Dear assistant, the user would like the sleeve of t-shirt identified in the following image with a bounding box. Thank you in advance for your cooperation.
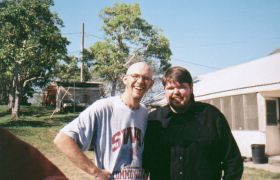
[60,102,100,151]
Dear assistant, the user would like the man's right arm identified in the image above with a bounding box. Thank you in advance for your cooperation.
[53,132,111,179]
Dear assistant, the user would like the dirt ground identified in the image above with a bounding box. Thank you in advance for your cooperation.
[44,149,280,180]
[45,150,93,180]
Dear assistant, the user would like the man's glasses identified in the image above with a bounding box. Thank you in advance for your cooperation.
[127,74,153,82]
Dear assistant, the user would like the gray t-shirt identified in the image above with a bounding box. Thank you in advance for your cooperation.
[61,96,148,179]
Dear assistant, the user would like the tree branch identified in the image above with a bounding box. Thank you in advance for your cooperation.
[124,46,146,67]
[23,73,44,87]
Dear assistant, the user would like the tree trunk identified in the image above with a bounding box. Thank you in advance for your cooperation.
[55,86,62,112]
[12,90,20,120]
[11,72,20,120]
[111,81,117,96]
[8,94,13,111]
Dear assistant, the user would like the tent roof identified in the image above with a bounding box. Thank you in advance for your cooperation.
[55,81,102,88]
[194,53,280,99]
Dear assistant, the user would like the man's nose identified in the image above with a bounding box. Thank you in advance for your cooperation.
[173,88,180,94]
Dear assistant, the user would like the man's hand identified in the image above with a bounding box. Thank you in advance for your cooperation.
[93,169,111,180]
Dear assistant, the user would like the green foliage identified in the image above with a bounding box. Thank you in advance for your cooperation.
[88,3,172,95]
[53,55,93,82]
[0,72,10,104]
[0,0,68,82]
[53,56,80,82]
[89,41,126,81]
[0,0,69,117]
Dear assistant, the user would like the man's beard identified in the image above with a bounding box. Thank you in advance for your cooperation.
[169,94,193,113]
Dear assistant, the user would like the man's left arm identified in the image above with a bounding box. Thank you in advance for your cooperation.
[217,112,244,180]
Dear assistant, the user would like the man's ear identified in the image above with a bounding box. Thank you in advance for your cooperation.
[122,75,128,85]
[189,83,193,93]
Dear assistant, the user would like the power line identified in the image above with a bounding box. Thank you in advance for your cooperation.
[63,31,280,46]
[175,36,280,49]
[172,57,220,70]
[62,32,80,35]
[62,32,104,40]
[68,50,80,54]
[84,32,104,40]
[62,32,221,69]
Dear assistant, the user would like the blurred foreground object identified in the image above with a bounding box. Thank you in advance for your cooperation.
[0,128,67,180]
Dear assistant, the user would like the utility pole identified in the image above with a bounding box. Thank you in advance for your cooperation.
[80,23,85,82]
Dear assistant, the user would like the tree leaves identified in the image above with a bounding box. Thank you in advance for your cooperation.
[0,0,69,115]
[88,3,172,95]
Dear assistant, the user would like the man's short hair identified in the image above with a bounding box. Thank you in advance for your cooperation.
[162,66,193,86]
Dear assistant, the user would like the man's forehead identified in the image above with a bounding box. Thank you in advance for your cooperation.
[165,81,190,87]
[126,62,152,75]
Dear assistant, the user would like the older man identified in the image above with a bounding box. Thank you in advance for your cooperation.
[54,62,154,180]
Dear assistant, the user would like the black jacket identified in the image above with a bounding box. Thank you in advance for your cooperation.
[143,102,243,180]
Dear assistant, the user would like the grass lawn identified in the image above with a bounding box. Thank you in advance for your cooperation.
[1,105,280,179]
[243,167,280,180]
[0,105,92,179]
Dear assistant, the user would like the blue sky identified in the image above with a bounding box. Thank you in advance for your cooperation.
[52,0,280,76]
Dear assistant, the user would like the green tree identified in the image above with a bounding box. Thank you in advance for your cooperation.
[53,55,92,82]
[88,3,172,96]
[0,0,69,119]
[0,71,10,105]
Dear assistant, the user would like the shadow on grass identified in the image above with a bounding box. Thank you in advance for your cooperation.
[0,105,79,128]
[0,114,79,128]
[0,120,52,128]
[50,114,78,123]
[20,106,54,116]
[6,127,36,137]
[0,110,10,117]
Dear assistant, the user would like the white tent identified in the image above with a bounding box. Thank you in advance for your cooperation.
[194,53,280,157]
[194,53,280,100]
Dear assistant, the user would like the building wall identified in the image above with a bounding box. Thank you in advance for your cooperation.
[259,93,280,155]
[42,85,57,106]
[200,93,262,157]
[66,87,101,105]
[257,93,266,132]
[232,130,265,157]
[266,126,280,155]
[201,93,259,130]
[232,95,244,130]
[244,94,259,130]
[201,92,280,157]
[55,86,101,111]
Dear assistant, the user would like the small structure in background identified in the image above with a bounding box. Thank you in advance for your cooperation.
[42,81,103,112]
